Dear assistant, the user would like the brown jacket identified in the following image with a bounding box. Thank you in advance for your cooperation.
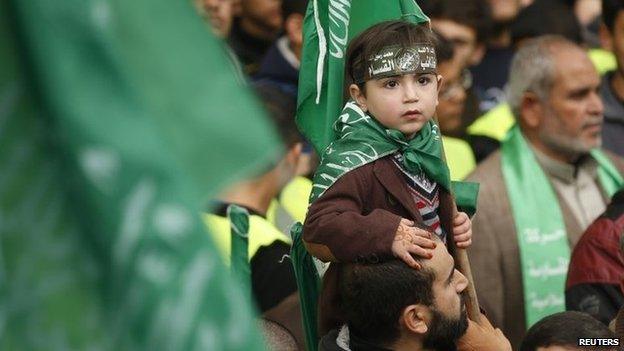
[303,155,456,334]
[466,149,624,350]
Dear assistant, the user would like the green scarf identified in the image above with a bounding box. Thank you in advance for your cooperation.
[310,101,478,215]
[501,125,624,327]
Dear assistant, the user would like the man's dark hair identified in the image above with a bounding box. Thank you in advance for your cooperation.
[420,0,493,43]
[603,0,624,32]
[282,0,308,20]
[520,311,617,351]
[339,258,434,347]
[344,20,437,98]
[433,30,454,64]
[252,81,301,147]
[510,1,582,46]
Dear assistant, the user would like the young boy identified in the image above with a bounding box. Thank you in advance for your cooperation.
[302,20,473,333]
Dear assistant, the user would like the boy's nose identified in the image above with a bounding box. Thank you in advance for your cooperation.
[403,84,419,102]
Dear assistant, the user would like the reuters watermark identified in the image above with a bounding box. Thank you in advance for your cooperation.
[577,338,620,347]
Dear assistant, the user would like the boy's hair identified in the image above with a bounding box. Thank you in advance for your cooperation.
[603,0,624,32]
[252,81,302,147]
[520,311,616,351]
[420,0,493,43]
[339,258,434,346]
[344,20,438,98]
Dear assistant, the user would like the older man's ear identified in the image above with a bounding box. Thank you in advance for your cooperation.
[519,91,544,130]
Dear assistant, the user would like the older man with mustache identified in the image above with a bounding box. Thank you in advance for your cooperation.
[465,35,624,349]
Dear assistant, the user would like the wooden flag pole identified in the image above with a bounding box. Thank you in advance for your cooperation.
[447,224,481,323]
[434,116,482,323]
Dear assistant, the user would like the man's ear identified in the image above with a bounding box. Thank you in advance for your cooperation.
[436,74,443,93]
[519,92,544,129]
[349,83,367,111]
[600,23,614,51]
[401,304,430,336]
[286,142,303,169]
[435,75,443,107]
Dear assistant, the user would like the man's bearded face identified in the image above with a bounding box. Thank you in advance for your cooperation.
[423,295,469,351]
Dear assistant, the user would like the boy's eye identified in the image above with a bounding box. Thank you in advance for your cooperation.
[383,80,399,88]
[418,76,432,85]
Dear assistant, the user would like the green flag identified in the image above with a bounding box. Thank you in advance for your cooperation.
[1,0,280,349]
[297,0,429,155]
[290,223,321,351]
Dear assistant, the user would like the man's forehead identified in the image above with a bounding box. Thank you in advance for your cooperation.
[551,49,599,88]
[422,239,454,277]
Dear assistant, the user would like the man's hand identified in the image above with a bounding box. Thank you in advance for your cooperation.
[457,313,512,351]
[453,211,472,248]
[391,218,436,269]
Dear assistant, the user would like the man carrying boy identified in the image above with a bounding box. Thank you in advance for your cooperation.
[321,236,511,351]
[302,20,474,334]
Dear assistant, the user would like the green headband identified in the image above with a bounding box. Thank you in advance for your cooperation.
[353,44,437,84]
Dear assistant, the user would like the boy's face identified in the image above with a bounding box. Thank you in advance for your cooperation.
[350,73,441,139]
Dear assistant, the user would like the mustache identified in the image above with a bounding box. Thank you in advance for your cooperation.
[582,117,603,128]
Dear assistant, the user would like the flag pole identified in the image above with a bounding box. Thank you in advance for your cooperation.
[434,115,481,323]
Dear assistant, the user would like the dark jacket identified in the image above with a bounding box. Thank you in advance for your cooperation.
[303,156,456,334]
[600,72,624,158]
[254,37,299,97]
[566,189,624,325]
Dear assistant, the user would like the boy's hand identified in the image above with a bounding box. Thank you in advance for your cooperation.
[391,218,436,269]
[453,212,472,248]
[456,313,512,351]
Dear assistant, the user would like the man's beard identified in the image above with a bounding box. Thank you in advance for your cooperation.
[539,128,600,161]
[422,298,468,351]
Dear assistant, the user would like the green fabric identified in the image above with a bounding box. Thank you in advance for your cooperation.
[297,0,429,156]
[310,101,450,201]
[227,205,251,297]
[1,0,280,349]
[310,101,479,216]
[290,223,321,351]
[501,125,624,327]
[452,181,480,217]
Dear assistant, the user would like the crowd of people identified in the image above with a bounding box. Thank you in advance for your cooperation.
[194,0,624,350]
